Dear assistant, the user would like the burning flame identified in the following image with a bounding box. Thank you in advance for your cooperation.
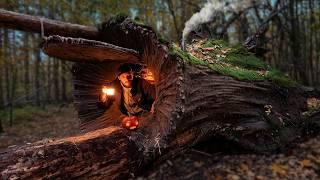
[102,87,115,96]
[141,68,155,84]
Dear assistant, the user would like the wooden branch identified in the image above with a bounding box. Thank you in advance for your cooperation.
[0,9,99,40]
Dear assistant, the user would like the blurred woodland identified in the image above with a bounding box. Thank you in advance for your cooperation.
[0,0,319,133]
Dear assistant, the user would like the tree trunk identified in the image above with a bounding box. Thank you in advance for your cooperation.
[46,58,52,103]
[60,61,67,102]
[34,35,41,106]
[0,11,319,179]
[0,29,4,108]
[8,31,17,127]
[23,33,30,102]
[53,59,60,103]
[4,29,10,104]
[0,30,4,133]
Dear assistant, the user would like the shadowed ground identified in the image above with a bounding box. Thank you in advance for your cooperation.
[0,105,80,150]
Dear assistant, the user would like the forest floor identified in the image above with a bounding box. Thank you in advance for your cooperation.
[143,136,320,180]
[0,105,319,179]
[0,105,80,149]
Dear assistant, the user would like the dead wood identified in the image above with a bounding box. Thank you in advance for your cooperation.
[0,9,99,40]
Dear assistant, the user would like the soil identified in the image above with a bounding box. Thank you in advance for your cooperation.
[0,106,80,150]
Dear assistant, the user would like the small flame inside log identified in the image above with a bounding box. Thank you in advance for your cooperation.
[140,68,155,84]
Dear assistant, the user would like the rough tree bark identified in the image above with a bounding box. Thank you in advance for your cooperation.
[0,10,319,179]
[0,9,99,40]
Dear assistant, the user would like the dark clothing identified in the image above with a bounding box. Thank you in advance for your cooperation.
[101,77,156,116]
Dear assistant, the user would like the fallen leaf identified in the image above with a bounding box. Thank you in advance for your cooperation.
[270,163,288,176]
[300,159,312,168]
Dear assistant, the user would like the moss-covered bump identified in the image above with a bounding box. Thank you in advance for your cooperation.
[107,13,129,25]
[169,40,296,87]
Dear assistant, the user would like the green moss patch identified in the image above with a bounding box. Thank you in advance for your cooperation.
[107,13,128,25]
[169,39,296,87]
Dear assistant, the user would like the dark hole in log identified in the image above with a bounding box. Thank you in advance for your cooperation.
[72,61,157,132]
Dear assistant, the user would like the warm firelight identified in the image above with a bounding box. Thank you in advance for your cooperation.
[102,87,115,96]
[141,68,155,84]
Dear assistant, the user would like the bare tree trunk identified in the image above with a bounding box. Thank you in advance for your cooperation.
[4,30,10,104]
[60,61,67,102]
[46,58,52,103]
[34,36,41,106]
[23,33,30,101]
[9,31,17,126]
[0,67,3,108]
[0,30,4,108]
[166,0,181,41]
[53,59,60,103]
[0,30,4,133]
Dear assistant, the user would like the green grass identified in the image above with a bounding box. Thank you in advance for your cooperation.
[169,40,296,87]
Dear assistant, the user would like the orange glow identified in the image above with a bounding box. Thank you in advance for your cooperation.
[141,68,155,84]
[102,87,115,96]
[122,116,139,130]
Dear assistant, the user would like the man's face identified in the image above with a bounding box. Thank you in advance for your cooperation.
[118,72,133,88]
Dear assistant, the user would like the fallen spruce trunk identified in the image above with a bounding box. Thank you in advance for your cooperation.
[0,10,320,179]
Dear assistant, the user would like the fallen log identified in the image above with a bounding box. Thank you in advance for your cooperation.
[0,9,99,40]
[0,11,319,179]
[0,127,142,179]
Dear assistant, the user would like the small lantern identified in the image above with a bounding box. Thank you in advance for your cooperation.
[122,116,139,130]
[102,87,115,96]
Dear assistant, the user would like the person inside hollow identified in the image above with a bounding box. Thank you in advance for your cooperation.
[99,63,156,129]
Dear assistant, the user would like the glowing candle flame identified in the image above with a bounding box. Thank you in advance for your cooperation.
[102,88,115,96]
